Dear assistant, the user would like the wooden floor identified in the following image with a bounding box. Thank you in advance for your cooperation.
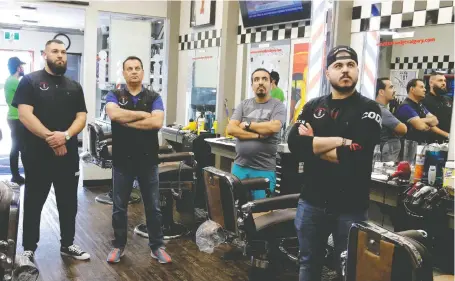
[3,178,262,281]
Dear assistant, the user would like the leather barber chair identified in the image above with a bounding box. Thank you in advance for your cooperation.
[134,152,197,240]
[87,122,198,240]
[86,122,173,204]
[342,221,454,281]
[202,167,298,281]
[0,182,39,281]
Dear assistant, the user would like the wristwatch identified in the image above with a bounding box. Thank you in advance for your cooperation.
[245,121,251,131]
[65,131,71,141]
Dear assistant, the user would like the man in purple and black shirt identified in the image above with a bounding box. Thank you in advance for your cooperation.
[395,79,445,144]
[104,56,171,264]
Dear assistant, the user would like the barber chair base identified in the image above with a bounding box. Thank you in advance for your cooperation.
[134,223,189,240]
[95,188,141,205]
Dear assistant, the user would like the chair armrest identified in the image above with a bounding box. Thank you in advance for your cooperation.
[158,152,194,163]
[241,193,300,214]
[240,178,270,191]
[158,145,174,154]
[104,132,112,139]
[99,139,112,147]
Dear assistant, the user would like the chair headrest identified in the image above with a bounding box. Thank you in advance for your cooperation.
[88,122,105,140]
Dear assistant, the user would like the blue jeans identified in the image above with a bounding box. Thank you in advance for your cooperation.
[295,199,367,281]
[231,164,276,200]
[112,165,163,250]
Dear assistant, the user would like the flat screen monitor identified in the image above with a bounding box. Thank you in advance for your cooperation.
[239,1,311,28]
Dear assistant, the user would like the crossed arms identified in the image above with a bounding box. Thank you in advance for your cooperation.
[287,102,381,165]
[105,102,164,130]
[226,119,282,140]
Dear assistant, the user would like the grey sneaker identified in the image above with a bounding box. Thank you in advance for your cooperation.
[151,247,172,264]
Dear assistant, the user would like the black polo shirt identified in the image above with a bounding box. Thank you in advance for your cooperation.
[422,93,453,134]
[12,70,87,171]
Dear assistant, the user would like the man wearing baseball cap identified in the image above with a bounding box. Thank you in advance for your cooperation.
[288,45,382,281]
[4,57,26,184]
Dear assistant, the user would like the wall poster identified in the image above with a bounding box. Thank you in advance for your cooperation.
[290,42,309,122]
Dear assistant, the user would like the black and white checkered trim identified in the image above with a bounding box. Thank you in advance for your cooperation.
[237,20,311,45]
[179,29,222,51]
[390,55,455,69]
[352,0,455,32]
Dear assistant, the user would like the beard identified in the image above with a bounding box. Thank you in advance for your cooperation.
[330,75,358,94]
[19,71,24,77]
[256,92,266,98]
[433,85,447,95]
[47,58,67,75]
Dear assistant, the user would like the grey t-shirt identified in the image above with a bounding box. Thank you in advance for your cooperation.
[231,97,287,171]
[378,103,401,143]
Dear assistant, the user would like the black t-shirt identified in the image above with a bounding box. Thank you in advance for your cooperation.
[12,70,87,170]
[287,92,382,212]
[422,93,452,136]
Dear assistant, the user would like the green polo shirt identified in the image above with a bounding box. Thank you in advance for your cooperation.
[271,87,285,102]
[4,76,19,120]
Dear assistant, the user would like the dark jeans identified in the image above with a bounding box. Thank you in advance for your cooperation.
[112,165,163,250]
[22,160,79,251]
[295,199,367,281]
[7,119,24,178]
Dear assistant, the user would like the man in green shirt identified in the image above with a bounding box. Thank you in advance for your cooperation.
[270,71,285,102]
[4,57,26,184]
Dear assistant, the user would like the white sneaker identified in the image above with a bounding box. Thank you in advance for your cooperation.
[60,244,90,260]
[21,250,35,261]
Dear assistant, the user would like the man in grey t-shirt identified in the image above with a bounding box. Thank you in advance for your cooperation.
[375,78,407,161]
[227,68,286,199]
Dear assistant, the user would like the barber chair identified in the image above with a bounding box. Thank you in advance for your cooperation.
[87,122,173,204]
[0,182,39,281]
[202,166,299,281]
[134,152,197,240]
[340,221,451,281]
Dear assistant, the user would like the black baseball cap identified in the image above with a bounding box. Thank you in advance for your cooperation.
[326,45,358,68]
[8,57,25,69]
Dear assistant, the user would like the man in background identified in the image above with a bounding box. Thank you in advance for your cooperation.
[422,72,452,143]
[375,78,407,161]
[270,70,285,102]
[395,79,447,144]
[227,68,286,199]
[4,57,26,184]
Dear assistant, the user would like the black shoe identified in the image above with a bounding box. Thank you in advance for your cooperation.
[11,175,25,185]
[134,224,149,238]
[61,244,90,260]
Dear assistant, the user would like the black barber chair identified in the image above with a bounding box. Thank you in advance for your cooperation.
[0,182,39,281]
[202,167,299,281]
[86,122,174,204]
[87,122,198,239]
[134,152,198,240]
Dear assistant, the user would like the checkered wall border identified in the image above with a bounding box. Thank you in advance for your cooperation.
[237,20,311,45]
[390,55,455,69]
[352,0,455,33]
[179,29,222,51]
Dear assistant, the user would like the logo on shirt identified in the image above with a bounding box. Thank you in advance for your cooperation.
[361,111,382,125]
[39,82,49,91]
[313,107,327,119]
[119,96,128,106]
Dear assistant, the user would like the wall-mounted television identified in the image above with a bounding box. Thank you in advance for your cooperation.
[239,1,311,28]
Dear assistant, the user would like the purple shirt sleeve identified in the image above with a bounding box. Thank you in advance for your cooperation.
[396,104,418,123]
[105,91,118,105]
[151,96,164,112]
